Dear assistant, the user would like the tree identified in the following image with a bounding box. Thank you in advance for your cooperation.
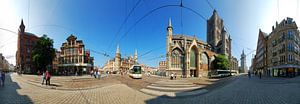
[212,54,230,70]
[32,35,55,73]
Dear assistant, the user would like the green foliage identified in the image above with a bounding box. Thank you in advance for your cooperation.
[32,35,55,73]
[212,54,230,70]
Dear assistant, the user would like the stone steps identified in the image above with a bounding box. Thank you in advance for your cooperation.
[146,85,203,91]
[150,83,197,87]
[140,79,208,97]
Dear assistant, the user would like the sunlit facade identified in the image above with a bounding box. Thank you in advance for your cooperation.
[166,18,216,78]
[58,35,94,75]
[16,20,40,74]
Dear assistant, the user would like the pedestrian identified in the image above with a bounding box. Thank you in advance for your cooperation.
[93,71,96,78]
[1,71,5,86]
[90,70,94,77]
[248,71,251,79]
[41,72,46,85]
[174,73,177,79]
[259,71,262,79]
[45,70,51,85]
[0,71,2,86]
[97,71,100,79]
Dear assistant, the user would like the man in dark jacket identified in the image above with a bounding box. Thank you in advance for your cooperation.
[1,71,5,86]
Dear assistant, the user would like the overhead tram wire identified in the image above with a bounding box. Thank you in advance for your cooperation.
[90,49,112,58]
[27,24,117,58]
[28,24,79,35]
[204,0,256,58]
[0,28,18,49]
[206,0,214,10]
[138,45,165,58]
[27,0,30,31]
[117,3,207,43]
[106,0,142,51]
[0,28,18,35]
[41,0,64,32]
[180,0,183,34]
[147,54,166,61]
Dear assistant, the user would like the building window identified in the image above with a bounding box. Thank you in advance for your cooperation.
[272,40,276,47]
[288,43,294,52]
[288,30,294,40]
[27,48,30,53]
[201,53,208,64]
[171,49,184,68]
[190,48,197,68]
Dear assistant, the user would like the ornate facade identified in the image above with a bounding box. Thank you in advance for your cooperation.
[253,17,300,77]
[102,45,138,74]
[58,35,94,75]
[166,19,216,78]
[166,10,239,78]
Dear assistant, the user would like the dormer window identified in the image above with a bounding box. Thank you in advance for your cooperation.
[287,18,293,24]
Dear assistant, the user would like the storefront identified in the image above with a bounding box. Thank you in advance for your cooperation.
[271,65,300,77]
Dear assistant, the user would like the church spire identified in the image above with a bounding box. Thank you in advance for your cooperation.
[134,49,138,64]
[167,18,173,34]
[116,44,120,54]
[168,18,172,27]
[19,19,25,33]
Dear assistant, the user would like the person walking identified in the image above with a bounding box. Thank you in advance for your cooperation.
[1,71,5,86]
[0,71,2,86]
[259,71,262,79]
[97,71,100,79]
[248,71,251,79]
[45,70,51,85]
[41,72,46,85]
[90,70,94,77]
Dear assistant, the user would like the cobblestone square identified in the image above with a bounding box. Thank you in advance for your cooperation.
[0,73,299,104]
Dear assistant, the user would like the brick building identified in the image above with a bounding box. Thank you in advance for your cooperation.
[16,20,40,74]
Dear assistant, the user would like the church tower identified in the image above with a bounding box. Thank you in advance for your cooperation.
[207,10,222,50]
[19,19,25,33]
[166,18,173,71]
[240,49,247,73]
[17,19,26,70]
[134,49,138,64]
[115,44,121,72]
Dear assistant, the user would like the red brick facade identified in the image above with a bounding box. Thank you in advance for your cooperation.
[16,20,40,74]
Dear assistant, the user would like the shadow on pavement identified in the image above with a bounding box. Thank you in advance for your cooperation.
[0,73,33,104]
[144,76,238,104]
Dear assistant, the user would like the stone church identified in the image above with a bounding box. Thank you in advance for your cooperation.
[166,10,238,78]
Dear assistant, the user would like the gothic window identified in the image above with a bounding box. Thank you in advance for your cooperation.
[190,48,197,68]
[171,49,184,68]
[201,53,209,64]
[210,56,215,63]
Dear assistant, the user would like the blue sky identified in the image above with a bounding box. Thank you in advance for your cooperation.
[0,0,299,68]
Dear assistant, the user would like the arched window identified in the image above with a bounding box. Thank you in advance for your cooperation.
[171,49,184,68]
[201,53,209,64]
[190,48,197,68]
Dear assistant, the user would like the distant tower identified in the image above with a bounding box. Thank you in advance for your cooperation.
[19,19,25,33]
[240,49,247,73]
[166,18,173,71]
[17,19,26,70]
[134,49,138,64]
[115,44,121,72]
